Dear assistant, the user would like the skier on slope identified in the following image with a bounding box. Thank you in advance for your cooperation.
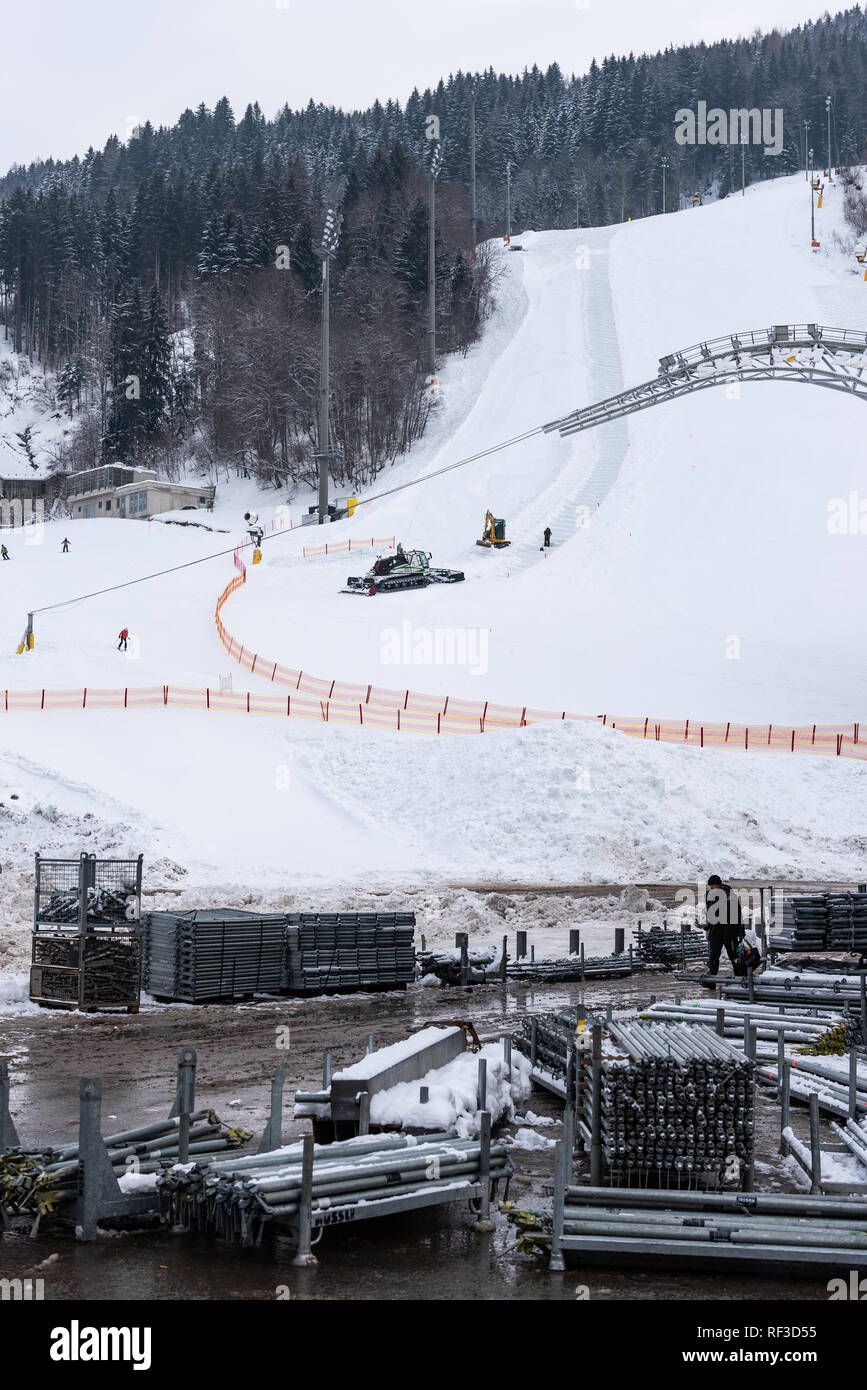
[62,538,70,553]
[1,544,9,560]
[117,627,129,652]
[543,527,552,547]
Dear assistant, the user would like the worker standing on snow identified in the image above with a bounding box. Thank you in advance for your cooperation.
[117,627,129,652]
[1,544,9,560]
[543,527,552,547]
[703,874,745,981]
[62,538,70,553]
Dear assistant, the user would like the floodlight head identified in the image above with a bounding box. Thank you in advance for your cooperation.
[321,208,342,255]
[429,141,444,180]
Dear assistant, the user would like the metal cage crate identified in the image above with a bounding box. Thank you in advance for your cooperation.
[29,925,142,1011]
[34,853,143,933]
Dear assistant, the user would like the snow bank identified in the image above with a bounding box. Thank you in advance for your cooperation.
[368,1042,532,1137]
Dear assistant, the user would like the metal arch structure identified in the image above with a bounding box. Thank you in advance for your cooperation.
[543,324,867,438]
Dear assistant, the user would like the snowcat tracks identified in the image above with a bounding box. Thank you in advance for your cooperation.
[340,570,463,595]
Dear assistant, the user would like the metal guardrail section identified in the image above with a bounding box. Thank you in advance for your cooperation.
[544,325,867,438]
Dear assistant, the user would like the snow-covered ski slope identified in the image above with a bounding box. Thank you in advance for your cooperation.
[0,170,866,902]
[226,172,867,724]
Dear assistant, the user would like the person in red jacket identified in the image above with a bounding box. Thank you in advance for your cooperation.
[117,628,129,651]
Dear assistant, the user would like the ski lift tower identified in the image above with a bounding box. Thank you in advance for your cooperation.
[316,208,342,524]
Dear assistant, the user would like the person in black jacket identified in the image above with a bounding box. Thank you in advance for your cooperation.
[705,874,745,977]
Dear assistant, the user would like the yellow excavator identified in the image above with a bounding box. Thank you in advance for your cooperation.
[477,510,510,548]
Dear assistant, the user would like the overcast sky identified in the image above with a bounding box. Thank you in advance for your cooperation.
[3,0,836,174]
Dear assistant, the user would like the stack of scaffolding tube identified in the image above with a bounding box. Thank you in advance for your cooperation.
[0,1110,251,1223]
[551,1187,867,1267]
[583,1021,755,1187]
[641,998,847,1048]
[157,1130,512,1247]
[506,952,634,984]
[715,968,867,1020]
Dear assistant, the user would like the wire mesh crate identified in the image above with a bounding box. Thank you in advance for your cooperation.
[30,853,143,1011]
[29,925,142,1011]
[34,853,143,933]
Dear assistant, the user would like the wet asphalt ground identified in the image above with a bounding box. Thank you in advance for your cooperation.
[0,965,849,1301]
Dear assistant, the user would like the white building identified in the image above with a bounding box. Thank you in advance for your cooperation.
[67,466,214,519]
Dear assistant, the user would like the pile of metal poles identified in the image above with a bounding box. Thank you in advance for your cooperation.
[158,1131,511,1247]
[551,1187,867,1267]
[506,950,634,985]
[586,1021,755,1186]
[758,1053,867,1123]
[0,1111,251,1224]
[715,968,867,1022]
[633,924,708,970]
[641,998,847,1049]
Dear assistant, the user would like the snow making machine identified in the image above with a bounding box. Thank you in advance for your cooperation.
[343,547,464,596]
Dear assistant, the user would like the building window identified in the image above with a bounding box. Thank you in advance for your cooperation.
[128,490,148,516]
[98,501,102,509]
[105,499,111,511]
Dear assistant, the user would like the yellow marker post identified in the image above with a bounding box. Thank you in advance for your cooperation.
[252,548,262,565]
[347,497,358,517]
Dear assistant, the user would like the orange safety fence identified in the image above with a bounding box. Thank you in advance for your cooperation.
[2,564,864,752]
[601,714,867,759]
[212,569,867,749]
[302,536,395,558]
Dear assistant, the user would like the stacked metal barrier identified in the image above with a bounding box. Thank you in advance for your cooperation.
[144,910,287,1001]
[582,1021,755,1188]
[827,894,867,953]
[158,1130,511,1248]
[769,891,867,954]
[282,913,415,993]
[770,894,828,951]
